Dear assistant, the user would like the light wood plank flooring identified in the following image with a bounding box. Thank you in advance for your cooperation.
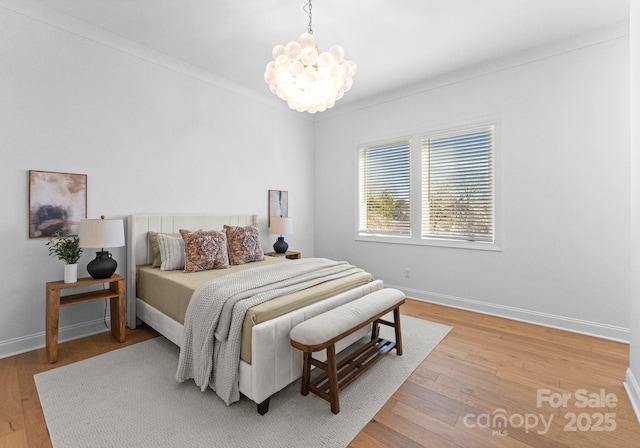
[0,325,160,448]
[1,300,638,447]
[350,301,640,447]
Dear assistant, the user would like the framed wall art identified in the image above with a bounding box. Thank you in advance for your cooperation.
[28,170,87,238]
[268,189,288,226]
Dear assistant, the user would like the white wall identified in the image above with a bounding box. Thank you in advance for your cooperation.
[0,6,314,357]
[0,2,633,364]
[314,31,630,340]
[627,0,640,423]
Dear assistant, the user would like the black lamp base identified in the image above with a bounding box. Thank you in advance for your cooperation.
[87,250,117,279]
[273,236,288,254]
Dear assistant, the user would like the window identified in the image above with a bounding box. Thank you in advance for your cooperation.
[357,121,498,250]
[358,140,411,237]
[421,125,495,243]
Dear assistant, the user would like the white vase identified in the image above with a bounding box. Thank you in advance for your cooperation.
[64,263,78,283]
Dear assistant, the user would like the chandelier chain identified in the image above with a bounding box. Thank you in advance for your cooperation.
[304,0,313,35]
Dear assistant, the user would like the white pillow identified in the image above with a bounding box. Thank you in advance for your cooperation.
[157,233,185,271]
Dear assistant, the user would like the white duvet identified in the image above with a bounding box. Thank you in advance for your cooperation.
[175,258,362,405]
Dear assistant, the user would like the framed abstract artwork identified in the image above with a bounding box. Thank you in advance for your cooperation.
[268,189,288,227]
[28,170,87,238]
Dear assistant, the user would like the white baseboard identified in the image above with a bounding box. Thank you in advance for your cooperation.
[3,286,630,357]
[0,318,111,359]
[625,369,640,424]
[387,284,630,343]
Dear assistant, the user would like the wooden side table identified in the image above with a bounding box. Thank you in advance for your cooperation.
[46,274,125,363]
[265,251,301,260]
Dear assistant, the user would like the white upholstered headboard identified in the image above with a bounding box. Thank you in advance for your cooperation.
[126,213,258,328]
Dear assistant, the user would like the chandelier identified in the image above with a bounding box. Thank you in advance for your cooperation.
[264,0,356,114]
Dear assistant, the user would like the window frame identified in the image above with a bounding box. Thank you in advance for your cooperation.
[355,117,502,252]
[357,138,412,239]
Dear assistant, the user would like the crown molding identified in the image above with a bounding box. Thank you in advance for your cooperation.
[0,0,313,119]
[2,0,628,123]
[321,21,630,120]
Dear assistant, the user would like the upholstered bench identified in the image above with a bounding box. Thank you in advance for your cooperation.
[290,288,405,414]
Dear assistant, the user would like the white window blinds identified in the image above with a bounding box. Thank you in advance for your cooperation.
[358,140,411,237]
[421,126,494,242]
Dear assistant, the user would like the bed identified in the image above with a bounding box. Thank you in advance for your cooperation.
[126,213,383,414]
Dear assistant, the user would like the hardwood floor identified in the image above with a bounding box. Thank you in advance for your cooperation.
[350,301,640,447]
[1,300,638,447]
[0,324,160,448]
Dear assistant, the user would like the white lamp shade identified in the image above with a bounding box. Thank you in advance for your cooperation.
[78,218,125,248]
[270,217,293,235]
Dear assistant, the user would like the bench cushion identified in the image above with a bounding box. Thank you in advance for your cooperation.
[290,288,404,348]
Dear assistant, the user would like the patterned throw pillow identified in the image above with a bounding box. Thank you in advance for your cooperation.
[224,224,264,265]
[156,233,185,271]
[179,229,230,272]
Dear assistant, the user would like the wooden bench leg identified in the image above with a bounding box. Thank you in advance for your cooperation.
[301,351,311,396]
[371,320,380,341]
[394,306,403,356]
[326,344,340,414]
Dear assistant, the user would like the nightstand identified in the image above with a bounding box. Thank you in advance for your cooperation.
[45,274,125,363]
[265,251,301,260]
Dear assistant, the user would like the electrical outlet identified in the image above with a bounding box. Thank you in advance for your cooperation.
[404,268,412,278]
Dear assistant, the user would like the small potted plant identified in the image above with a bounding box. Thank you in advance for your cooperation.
[46,230,83,283]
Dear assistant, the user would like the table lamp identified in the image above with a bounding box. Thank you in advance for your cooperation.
[78,216,125,279]
[269,217,293,254]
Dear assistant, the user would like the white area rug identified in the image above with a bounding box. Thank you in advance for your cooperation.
[35,315,451,448]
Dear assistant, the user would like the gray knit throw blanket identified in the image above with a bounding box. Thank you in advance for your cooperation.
[175,258,363,405]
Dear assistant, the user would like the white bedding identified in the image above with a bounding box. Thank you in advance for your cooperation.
[176,258,364,404]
